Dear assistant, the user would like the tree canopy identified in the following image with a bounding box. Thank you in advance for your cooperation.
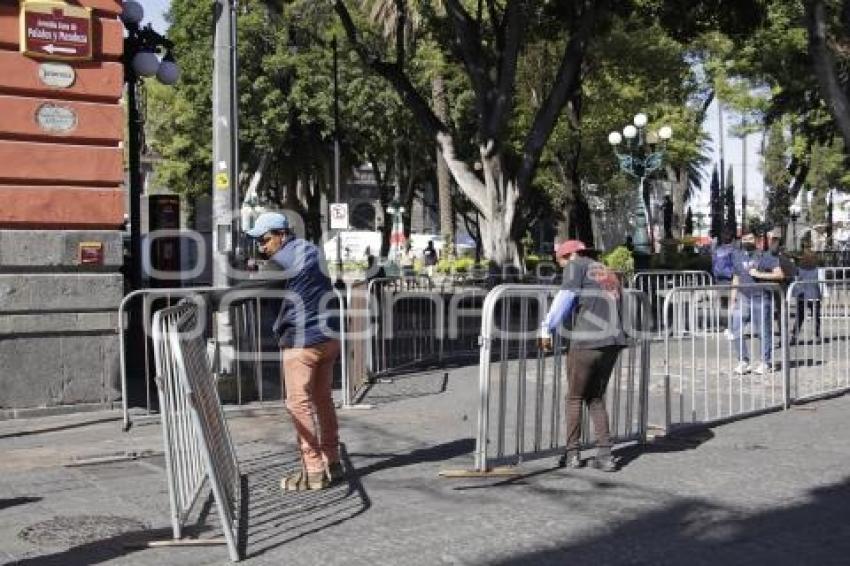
[144,0,850,261]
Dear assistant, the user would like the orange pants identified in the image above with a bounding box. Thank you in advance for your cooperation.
[281,339,341,473]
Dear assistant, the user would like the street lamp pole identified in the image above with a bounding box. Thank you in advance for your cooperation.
[121,1,180,411]
[332,35,343,280]
[121,1,181,291]
[609,114,672,256]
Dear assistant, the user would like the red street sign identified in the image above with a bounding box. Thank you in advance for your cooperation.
[20,1,93,61]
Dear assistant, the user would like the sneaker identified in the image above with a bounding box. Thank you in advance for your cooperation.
[590,451,619,472]
[326,461,346,484]
[557,450,585,469]
[752,362,772,375]
[281,469,329,492]
[733,361,750,375]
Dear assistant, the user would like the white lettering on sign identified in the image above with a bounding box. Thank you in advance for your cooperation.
[35,103,77,134]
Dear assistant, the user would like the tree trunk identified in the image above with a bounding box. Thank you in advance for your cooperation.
[670,166,687,238]
[808,0,850,153]
[477,150,519,266]
[432,74,454,257]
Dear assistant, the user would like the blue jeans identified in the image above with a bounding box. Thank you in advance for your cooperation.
[733,294,773,364]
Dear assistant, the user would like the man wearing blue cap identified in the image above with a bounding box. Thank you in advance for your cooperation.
[241,212,343,491]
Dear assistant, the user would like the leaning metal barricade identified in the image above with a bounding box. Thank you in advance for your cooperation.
[786,279,850,403]
[473,285,651,473]
[661,284,789,431]
[151,303,242,562]
[120,286,349,430]
[632,270,715,339]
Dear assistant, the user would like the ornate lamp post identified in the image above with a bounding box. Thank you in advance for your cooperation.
[608,113,672,256]
[121,1,180,291]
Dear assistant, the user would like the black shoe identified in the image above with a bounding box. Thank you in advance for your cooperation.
[590,453,619,472]
[557,450,585,469]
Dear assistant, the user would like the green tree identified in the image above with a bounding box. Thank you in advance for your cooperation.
[764,121,792,237]
[724,165,737,235]
[333,0,613,265]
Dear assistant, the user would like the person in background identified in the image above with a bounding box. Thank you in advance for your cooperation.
[540,239,627,472]
[712,227,737,285]
[733,232,785,375]
[790,250,822,344]
[423,240,438,277]
[400,242,416,277]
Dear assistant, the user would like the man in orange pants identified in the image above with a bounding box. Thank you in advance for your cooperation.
[239,212,344,491]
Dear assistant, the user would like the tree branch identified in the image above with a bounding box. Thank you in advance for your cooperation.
[516,1,600,195]
[443,0,493,121]
[333,0,487,216]
[395,0,405,68]
[484,0,522,144]
[333,0,443,138]
[807,0,850,152]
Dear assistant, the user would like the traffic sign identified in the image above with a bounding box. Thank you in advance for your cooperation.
[20,1,93,61]
[329,203,349,230]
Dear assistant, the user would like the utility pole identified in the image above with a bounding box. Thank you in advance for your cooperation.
[212,0,239,378]
[212,0,239,287]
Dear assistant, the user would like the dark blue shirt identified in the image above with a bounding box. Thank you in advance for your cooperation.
[229,238,339,348]
[267,238,339,348]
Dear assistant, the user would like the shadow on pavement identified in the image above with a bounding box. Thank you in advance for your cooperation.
[0,497,41,511]
[487,476,850,566]
[359,371,450,406]
[7,527,174,566]
[350,438,475,478]
[0,416,121,440]
[241,444,371,560]
[614,428,716,468]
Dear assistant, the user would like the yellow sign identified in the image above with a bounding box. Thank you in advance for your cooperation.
[215,173,230,190]
[21,1,93,61]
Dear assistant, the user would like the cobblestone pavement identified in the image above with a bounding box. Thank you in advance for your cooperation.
[1,363,850,565]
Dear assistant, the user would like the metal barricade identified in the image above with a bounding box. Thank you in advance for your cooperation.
[152,303,242,561]
[786,279,850,402]
[661,284,789,431]
[632,270,715,339]
[364,278,484,378]
[473,285,650,473]
[820,267,850,283]
[120,286,349,429]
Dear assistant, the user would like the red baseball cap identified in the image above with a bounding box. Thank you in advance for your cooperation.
[556,239,586,258]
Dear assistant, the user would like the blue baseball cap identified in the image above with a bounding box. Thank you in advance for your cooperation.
[245,212,289,238]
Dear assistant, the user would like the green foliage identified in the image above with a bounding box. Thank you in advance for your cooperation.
[764,120,792,232]
[601,246,635,277]
[436,256,477,274]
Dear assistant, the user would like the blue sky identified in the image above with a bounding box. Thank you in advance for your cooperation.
[146,0,170,32]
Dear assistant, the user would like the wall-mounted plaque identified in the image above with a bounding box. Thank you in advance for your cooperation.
[38,62,76,88]
[35,102,77,133]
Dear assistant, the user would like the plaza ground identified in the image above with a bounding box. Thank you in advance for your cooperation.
[1,362,849,565]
